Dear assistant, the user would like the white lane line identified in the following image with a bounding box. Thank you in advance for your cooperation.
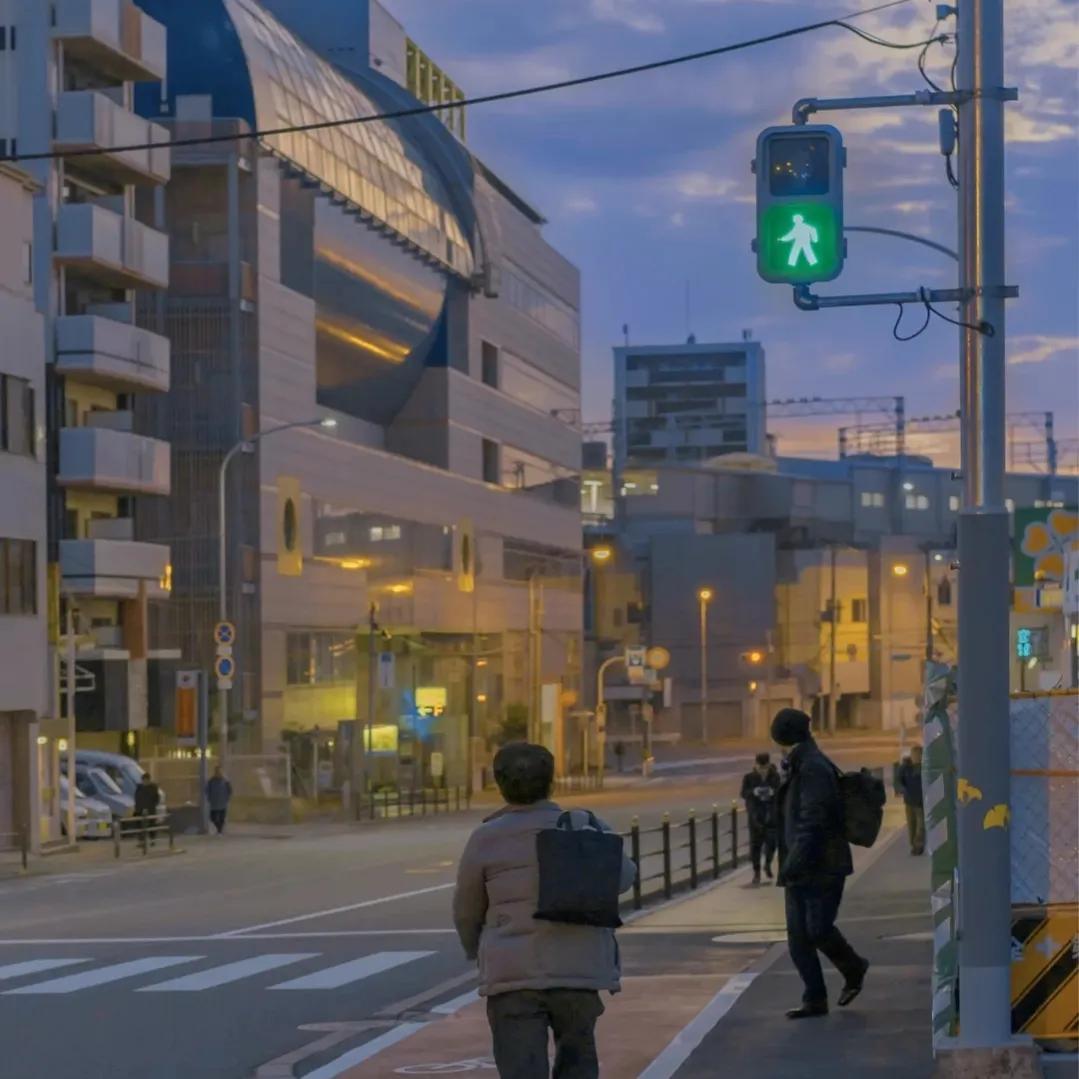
[138,953,318,992]
[269,950,433,991]
[302,1023,426,1079]
[430,987,480,1015]
[4,956,199,995]
[637,973,758,1079]
[0,929,456,945]
[216,883,456,937]
[0,959,88,981]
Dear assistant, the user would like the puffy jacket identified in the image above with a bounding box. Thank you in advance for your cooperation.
[453,800,636,997]
[776,739,853,886]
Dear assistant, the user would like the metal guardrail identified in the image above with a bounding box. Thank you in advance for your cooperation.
[0,829,29,870]
[365,787,471,821]
[112,813,174,857]
[623,802,749,911]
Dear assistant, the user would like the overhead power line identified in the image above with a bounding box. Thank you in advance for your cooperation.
[0,0,921,166]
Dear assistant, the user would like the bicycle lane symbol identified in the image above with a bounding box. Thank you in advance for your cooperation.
[395,1059,497,1074]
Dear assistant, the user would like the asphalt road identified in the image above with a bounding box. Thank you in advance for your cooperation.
[0,740,900,1078]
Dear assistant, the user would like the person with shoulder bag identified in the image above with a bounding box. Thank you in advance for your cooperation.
[453,743,636,1078]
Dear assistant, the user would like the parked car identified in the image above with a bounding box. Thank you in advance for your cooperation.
[62,750,166,812]
[58,777,112,840]
[72,767,135,819]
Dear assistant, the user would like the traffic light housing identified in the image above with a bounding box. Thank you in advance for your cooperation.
[754,124,846,284]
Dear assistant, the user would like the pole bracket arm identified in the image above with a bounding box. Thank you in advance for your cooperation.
[792,90,964,125]
[793,284,970,310]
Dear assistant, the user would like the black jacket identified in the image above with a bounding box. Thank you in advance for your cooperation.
[740,767,780,828]
[896,760,924,808]
[133,781,160,815]
[776,738,853,886]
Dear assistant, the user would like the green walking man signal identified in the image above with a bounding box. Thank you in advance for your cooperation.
[753,124,846,284]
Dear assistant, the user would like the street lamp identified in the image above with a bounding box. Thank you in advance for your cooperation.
[217,417,337,761]
[697,587,714,744]
[892,563,910,578]
[589,544,614,565]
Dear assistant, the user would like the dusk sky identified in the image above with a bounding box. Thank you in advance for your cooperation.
[389,0,1078,467]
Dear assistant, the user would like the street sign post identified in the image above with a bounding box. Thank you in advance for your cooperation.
[754,124,845,284]
[215,655,235,692]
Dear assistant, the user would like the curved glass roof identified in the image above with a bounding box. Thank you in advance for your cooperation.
[225,0,473,278]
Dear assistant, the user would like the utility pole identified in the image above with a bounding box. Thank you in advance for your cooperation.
[954,0,1014,1051]
[924,547,935,663]
[63,603,76,847]
[366,603,377,798]
[827,546,839,736]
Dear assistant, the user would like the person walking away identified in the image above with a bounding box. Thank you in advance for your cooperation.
[896,746,925,855]
[207,767,233,836]
[454,743,636,1079]
[741,752,780,884]
[772,708,869,1019]
[133,772,161,846]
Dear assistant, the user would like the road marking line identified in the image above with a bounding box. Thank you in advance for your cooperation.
[138,953,319,992]
[0,959,87,981]
[303,1023,427,1079]
[637,972,758,1079]
[216,883,456,937]
[269,950,433,991]
[431,988,480,1014]
[4,956,199,995]
[0,929,456,944]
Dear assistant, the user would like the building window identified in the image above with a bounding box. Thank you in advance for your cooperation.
[482,438,500,484]
[850,597,868,623]
[1005,498,1015,514]
[368,525,401,542]
[285,632,357,686]
[0,539,36,615]
[0,375,34,457]
[949,495,960,512]
[905,494,930,510]
[860,491,885,508]
[481,340,499,388]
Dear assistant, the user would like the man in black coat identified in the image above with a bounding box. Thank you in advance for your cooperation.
[896,746,925,855]
[133,772,161,846]
[772,708,868,1018]
[740,752,780,884]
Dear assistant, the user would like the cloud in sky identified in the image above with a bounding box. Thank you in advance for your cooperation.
[386,0,1079,449]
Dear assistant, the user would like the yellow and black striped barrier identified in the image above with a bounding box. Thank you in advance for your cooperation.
[1011,903,1078,1043]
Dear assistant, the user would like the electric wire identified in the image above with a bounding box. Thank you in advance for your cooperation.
[893,290,995,343]
[0,0,917,166]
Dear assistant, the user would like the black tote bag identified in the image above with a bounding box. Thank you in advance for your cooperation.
[534,811,624,928]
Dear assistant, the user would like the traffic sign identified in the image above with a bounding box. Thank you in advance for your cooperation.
[625,646,646,669]
[646,646,671,671]
[378,651,395,690]
[176,670,199,741]
[754,124,845,284]
[214,621,236,646]
[215,655,235,691]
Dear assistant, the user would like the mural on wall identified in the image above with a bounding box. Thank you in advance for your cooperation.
[1014,507,1078,587]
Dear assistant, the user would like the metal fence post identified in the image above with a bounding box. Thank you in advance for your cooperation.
[730,801,739,869]
[661,813,672,900]
[688,809,698,890]
[140,817,148,856]
[113,819,121,859]
[421,788,427,816]
[711,804,720,879]
[20,827,28,871]
[408,788,415,816]
[631,817,642,910]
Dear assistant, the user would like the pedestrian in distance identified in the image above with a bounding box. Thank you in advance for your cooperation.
[772,708,869,1019]
[207,767,233,836]
[454,742,636,1079]
[741,751,780,885]
[897,745,926,855]
[133,771,161,846]
[613,740,626,774]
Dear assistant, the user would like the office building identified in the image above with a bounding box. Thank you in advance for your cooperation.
[133,0,582,788]
[612,338,766,476]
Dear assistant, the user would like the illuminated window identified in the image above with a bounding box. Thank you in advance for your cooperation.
[949,495,960,512]
[850,598,868,623]
[905,494,930,511]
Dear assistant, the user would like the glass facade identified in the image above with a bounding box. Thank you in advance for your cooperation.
[226,0,473,276]
[501,263,580,350]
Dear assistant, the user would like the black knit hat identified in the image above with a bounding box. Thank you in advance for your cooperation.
[771,708,812,747]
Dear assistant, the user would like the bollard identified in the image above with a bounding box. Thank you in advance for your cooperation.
[140,816,148,856]
[20,827,28,871]
[688,810,698,890]
[730,801,739,869]
[631,817,642,910]
[661,813,672,900]
[113,819,122,859]
[167,816,174,852]
[711,804,720,879]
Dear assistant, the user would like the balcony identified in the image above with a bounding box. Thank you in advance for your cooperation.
[60,538,171,600]
[55,91,170,187]
[58,426,170,496]
[55,315,170,394]
[56,203,169,290]
[53,0,167,83]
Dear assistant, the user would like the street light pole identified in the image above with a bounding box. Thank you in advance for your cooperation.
[697,588,713,744]
[595,653,623,783]
[217,418,336,765]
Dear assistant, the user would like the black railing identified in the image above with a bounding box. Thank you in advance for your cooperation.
[366,787,471,821]
[623,802,748,911]
[112,813,174,857]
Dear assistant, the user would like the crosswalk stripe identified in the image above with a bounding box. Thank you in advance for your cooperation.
[268,950,433,990]
[4,956,199,995]
[138,953,319,992]
[0,959,88,981]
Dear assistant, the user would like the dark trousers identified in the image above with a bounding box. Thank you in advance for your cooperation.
[210,809,227,834]
[905,804,925,853]
[486,989,604,1079]
[749,820,776,875]
[785,879,863,1005]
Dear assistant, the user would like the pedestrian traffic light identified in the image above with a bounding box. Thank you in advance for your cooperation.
[753,124,846,284]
